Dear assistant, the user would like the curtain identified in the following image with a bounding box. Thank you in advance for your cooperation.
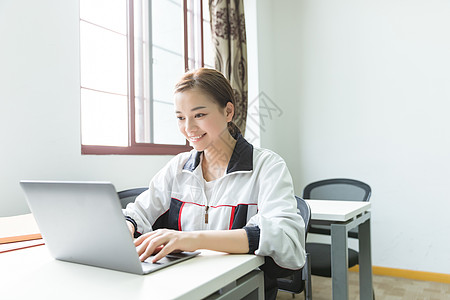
[209,0,248,135]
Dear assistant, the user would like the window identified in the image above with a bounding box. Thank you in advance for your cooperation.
[80,0,207,155]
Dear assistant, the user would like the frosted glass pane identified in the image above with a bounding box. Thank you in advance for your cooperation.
[202,0,214,67]
[133,0,150,143]
[152,47,184,102]
[202,0,210,22]
[203,20,215,68]
[80,0,127,35]
[202,0,212,68]
[80,21,128,95]
[81,88,128,146]
[153,101,186,145]
[152,0,184,53]
[135,94,150,143]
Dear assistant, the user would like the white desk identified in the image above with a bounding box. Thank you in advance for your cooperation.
[1,245,265,300]
[306,200,373,300]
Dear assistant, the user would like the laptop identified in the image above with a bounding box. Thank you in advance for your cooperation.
[19,180,200,275]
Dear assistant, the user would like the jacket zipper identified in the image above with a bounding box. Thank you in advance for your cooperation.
[205,205,209,224]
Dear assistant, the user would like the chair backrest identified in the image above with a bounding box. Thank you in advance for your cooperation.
[303,178,371,202]
[117,188,148,209]
[295,196,311,239]
[276,196,312,295]
[303,178,371,238]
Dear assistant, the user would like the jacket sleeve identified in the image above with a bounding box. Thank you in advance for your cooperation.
[122,156,179,235]
[246,155,306,271]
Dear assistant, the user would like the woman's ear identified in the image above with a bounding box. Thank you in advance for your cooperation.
[225,102,234,122]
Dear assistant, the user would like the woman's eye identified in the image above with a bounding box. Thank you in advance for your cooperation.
[195,113,206,118]
[177,116,184,120]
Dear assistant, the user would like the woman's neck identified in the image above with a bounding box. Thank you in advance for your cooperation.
[201,132,237,181]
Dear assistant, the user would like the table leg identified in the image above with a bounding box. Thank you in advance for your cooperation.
[331,223,349,300]
[358,218,373,300]
[206,270,264,300]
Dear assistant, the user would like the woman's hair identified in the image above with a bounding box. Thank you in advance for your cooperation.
[174,68,241,137]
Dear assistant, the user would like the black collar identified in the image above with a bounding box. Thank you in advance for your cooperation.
[182,134,253,173]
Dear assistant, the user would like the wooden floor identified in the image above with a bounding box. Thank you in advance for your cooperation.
[276,272,450,300]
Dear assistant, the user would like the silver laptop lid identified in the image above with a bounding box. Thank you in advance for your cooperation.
[20,181,144,274]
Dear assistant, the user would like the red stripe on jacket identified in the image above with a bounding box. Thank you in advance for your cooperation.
[178,202,185,231]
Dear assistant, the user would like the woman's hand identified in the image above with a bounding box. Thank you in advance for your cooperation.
[126,220,135,236]
[134,229,198,263]
[134,229,249,263]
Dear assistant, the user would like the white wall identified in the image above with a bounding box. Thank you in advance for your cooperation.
[254,0,450,274]
[253,0,303,182]
[0,0,172,217]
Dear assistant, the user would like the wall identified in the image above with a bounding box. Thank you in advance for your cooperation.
[254,0,450,274]
[0,0,172,217]
[253,0,303,183]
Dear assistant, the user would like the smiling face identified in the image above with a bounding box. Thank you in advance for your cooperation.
[175,89,234,152]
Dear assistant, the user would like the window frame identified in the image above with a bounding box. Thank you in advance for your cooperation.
[81,0,204,155]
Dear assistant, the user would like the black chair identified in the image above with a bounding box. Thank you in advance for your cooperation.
[277,196,312,300]
[303,178,371,277]
[117,187,148,209]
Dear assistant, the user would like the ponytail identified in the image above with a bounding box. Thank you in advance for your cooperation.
[227,121,242,137]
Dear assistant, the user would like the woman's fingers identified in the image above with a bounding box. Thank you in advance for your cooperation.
[134,229,192,262]
[134,230,157,247]
[137,235,163,259]
[151,241,176,263]
[137,230,172,261]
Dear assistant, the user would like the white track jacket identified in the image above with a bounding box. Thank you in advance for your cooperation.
[123,134,306,271]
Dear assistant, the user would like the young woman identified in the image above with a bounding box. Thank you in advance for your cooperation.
[123,68,305,299]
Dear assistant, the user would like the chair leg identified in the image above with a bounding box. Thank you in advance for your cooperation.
[302,253,312,300]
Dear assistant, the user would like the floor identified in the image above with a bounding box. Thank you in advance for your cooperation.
[276,272,450,300]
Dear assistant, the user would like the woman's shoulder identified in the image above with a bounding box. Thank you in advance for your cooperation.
[252,146,286,166]
[164,149,198,172]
